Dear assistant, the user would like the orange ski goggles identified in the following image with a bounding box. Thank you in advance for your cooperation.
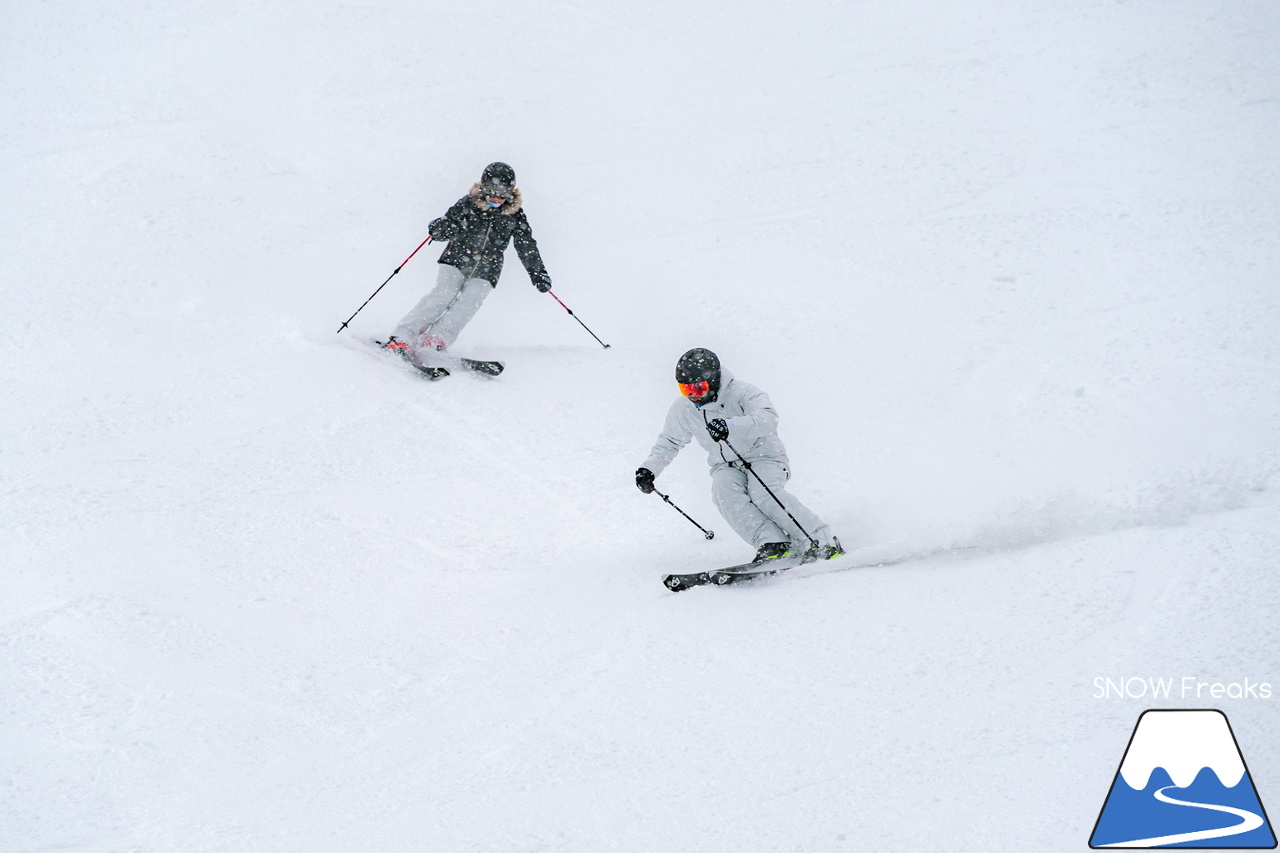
[678,380,710,399]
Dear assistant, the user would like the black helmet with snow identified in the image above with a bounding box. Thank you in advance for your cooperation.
[675,348,721,406]
[480,162,516,198]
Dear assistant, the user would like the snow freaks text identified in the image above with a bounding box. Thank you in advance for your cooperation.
[1092,676,1273,700]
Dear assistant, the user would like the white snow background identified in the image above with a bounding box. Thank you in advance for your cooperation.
[3,1,1279,850]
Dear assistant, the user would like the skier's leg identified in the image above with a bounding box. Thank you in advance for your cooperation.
[744,459,836,550]
[392,264,467,349]
[426,276,494,349]
[710,465,790,549]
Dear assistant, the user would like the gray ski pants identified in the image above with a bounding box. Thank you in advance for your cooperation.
[392,264,492,355]
[711,459,834,550]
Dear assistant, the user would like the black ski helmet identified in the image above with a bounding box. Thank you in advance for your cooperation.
[480,162,516,196]
[675,348,721,404]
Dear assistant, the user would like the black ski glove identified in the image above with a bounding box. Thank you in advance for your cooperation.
[428,215,457,242]
[635,467,656,494]
[533,270,552,293]
[706,418,729,442]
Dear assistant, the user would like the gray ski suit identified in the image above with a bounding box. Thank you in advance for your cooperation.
[641,370,836,551]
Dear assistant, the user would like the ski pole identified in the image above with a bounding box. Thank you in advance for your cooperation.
[336,236,432,334]
[717,437,818,550]
[547,290,610,349]
[653,488,715,540]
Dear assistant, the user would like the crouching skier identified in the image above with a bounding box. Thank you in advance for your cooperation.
[383,162,552,367]
[635,348,843,563]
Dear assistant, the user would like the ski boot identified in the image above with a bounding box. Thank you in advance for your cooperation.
[753,542,792,562]
[804,537,845,562]
[381,336,411,357]
[380,336,449,380]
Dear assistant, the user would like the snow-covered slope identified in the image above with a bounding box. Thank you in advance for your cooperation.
[3,2,1279,850]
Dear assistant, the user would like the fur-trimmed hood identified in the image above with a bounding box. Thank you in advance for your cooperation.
[469,183,523,215]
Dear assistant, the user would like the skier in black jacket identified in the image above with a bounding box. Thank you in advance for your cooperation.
[385,162,552,363]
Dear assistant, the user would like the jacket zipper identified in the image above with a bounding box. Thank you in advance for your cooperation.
[470,219,495,280]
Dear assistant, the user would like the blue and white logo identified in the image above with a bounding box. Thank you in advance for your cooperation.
[1090,709,1276,848]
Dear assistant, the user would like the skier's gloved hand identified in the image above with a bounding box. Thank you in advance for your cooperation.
[428,216,456,242]
[533,270,552,293]
[706,418,730,442]
[635,467,656,494]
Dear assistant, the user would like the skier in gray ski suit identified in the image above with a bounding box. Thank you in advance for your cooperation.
[635,348,843,563]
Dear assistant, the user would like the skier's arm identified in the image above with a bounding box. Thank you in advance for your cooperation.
[428,198,471,242]
[720,385,779,448]
[512,210,552,291]
[641,401,693,477]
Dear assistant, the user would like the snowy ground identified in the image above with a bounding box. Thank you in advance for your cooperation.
[3,1,1279,850]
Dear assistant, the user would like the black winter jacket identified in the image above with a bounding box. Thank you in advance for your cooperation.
[428,183,550,288]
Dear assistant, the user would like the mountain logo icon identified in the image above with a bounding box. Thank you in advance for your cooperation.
[1090,709,1276,848]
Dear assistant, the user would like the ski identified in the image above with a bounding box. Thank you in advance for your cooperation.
[663,554,807,592]
[708,556,808,586]
[370,339,503,380]
[412,359,502,380]
[412,364,450,381]
[662,570,713,592]
[458,357,503,377]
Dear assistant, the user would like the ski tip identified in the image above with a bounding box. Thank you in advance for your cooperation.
[413,365,451,380]
[460,358,504,377]
[663,572,710,592]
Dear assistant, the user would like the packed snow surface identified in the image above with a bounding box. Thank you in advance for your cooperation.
[3,1,1279,851]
